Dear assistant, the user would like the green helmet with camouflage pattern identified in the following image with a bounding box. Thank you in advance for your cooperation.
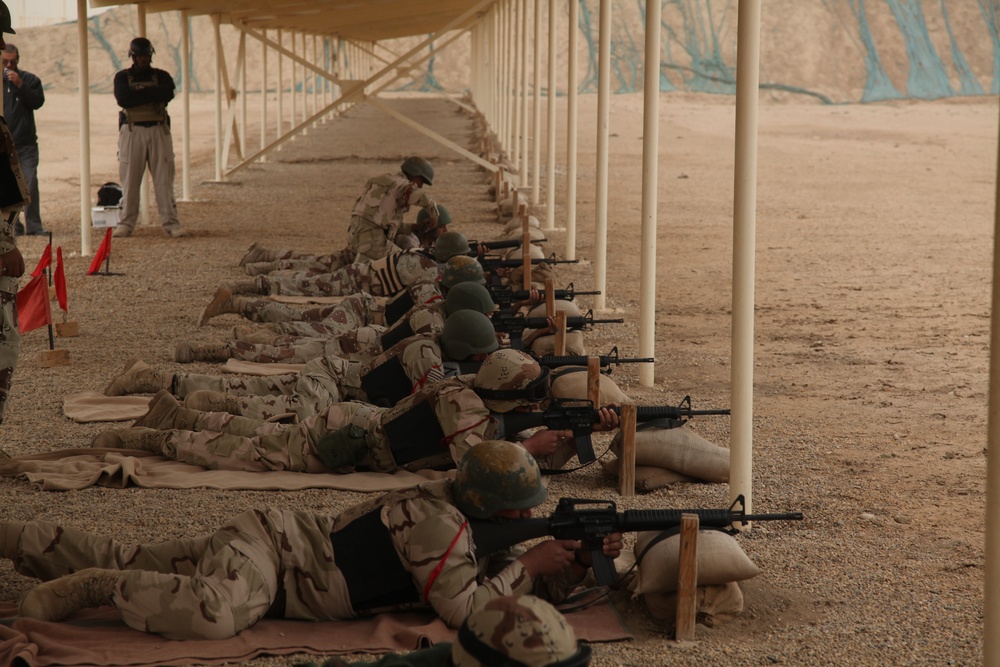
[401,156,435,185]
[452,441,547,519]
[452,595,591,667]
[434,229,470,262]
[420,204,451,232]
[444,281,496,316]
[441,310,499,360]
[472,349,550,413]
[441,255,486,290]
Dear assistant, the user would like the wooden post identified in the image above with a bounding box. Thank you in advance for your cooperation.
[554,309,568,356]
[522,231,533,290]
[494,169,502,201]
[544,277,556,317]
[618,402,636,496]
[675,513,700,641]
[587,357,601,406]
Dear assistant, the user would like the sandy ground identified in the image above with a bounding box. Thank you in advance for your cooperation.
[0,89,996,665]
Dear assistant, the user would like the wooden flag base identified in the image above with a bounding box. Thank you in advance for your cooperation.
[55,321,79,337]
[38,349,71,367]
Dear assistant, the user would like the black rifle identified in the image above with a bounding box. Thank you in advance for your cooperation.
[535,346,654,374]
[497,396,730,464]
[490,282,601,311]
[466,238,548,255]
[470,495,803,586]
[478,256,580,271]
[491,309,624,337]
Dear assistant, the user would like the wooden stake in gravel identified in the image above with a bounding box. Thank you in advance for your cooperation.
[675,513,700,641]
[554,309,568,356]
[618,402,637,496]
[587,356,601,406]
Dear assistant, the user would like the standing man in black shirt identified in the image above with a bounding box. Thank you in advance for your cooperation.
[112,37,183,238]
[2,43,45,236]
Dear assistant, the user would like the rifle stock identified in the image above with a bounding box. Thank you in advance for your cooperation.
[470,495,803,586]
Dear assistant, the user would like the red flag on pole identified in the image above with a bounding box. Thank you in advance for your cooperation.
[54,246,68,313]
[16,274,53,334]
[30,243,52,278]
[87,228,113,275]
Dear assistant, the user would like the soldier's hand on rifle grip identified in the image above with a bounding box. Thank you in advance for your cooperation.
[572,533,624,568]
[518,539,581,577]
[521,428,573,457]
[0,247,25,278]
[513,288,542,311]
[592,406,620,432]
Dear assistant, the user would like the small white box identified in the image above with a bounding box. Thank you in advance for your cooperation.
[91,205,122,228]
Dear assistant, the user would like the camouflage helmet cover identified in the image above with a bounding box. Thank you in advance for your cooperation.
[452,595,591,667]
[129,37,155,56]
[0,0,14,34]
[452,441,546,519]
[444,281,496,316]
[441,255,486,289]
[420,203,452,230]
[401,156,434,185]
[472,349,549,413]
[434,229,471,262]
[441,309,499,360]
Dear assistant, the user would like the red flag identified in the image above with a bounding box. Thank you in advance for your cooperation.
[16,274,53,334]
[30,243,52,278]
[87,228,113,275]
[54,246,68,313]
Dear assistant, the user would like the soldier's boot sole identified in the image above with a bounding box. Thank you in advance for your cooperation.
[238,241,274,267]
[103,358,171,396]
[133,389,181,429]
[19,568,124,622]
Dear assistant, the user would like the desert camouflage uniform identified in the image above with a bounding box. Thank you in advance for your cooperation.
[348,171,437,261]
[0,117,25,425]
[175,335,446,421]
[5,480,583,640]
[241,292,381,338]
[259,250,437,299]
[244,245,356,277]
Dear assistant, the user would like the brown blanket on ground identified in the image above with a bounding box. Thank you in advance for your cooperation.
[0,449,451,492]
[62,393,152,423]
[0,598,631,667]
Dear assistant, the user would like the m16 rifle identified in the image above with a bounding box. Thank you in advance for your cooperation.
[497,396,730,464]
[478,256,580,272]
[535,346,654,374]
[466,238,549,256]
[491,309,624,339]
[470,495,803,585]
[489,282,601,313]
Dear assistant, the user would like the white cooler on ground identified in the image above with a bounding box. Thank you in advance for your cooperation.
[91,205,122,228]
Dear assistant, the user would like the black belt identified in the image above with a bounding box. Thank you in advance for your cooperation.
[133,121,164,127]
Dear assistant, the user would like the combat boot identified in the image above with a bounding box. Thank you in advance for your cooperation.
[198,288,252,326]
[91,427,170,452]
[1,521,25,559]
[244,261,280,276]
[133,389,204,430]
[238,241,275,267]
[19,568,125,622]
[175,342,232,364]
[219,278,264,295]
[103,359,175,396]
[184,390,243,415]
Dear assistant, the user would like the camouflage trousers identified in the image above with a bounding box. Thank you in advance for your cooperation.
[259,263,379,298]
[226,327,384,365]
[243,293,382,338]
[161,401,388,472]
[175,355,363,422]
[7,508,358,639]
[245,246,356,277]
[348,215,401,262]
[0,291,18,425]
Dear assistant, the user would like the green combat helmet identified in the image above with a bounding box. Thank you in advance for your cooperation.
[401,156,435,185]
[441,310,499,360]
[441,255,486,290]
[434,229,470,262]
[420,204,452,231]
[444,281,496,316]
[472,349,550,413]
[452,440,547,519]
[452,595,592,667]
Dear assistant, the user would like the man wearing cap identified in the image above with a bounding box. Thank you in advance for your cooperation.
[113,37,183,238]
[0,0,25,426]
[2,43,45,236]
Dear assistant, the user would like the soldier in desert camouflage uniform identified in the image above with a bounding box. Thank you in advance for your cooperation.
[4,441,623,640]
[0,0,27,426]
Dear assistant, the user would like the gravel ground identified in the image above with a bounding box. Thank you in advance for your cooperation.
[1,91,992,666]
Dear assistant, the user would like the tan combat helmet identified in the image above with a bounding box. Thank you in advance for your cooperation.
[452,595,592,667]
[472,348,550,413]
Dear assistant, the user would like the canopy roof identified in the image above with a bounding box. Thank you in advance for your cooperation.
[86,0,487,42]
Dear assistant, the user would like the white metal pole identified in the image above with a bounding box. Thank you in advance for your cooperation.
[532,0,541,204]
[511,0,521,169]
[984,68,1000,667]
[76,0,92,255]
[519,0,528,182]
[212,14,223,181]
[260,29,267,156]
[291,32,299,138]
[544,0,557,230]
[565,0,579,260]
[240,32,247,157]
[277,29,284,146]
[593,0,611,311]
[137,5,150,226]
[637,0,661,388]
[180,10,191,200]
[730,0,762,514]
[312,34,319,126]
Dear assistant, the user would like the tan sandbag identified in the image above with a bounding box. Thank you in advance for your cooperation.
[632,530,761,595]
[551,367,629,405]
[613,426,729,483]
[502,215,542,234]
[601,457,694,492]
[641,582,744,627]
[529,331,586,356]
[498,191,528,216]
[527,300,582,318]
